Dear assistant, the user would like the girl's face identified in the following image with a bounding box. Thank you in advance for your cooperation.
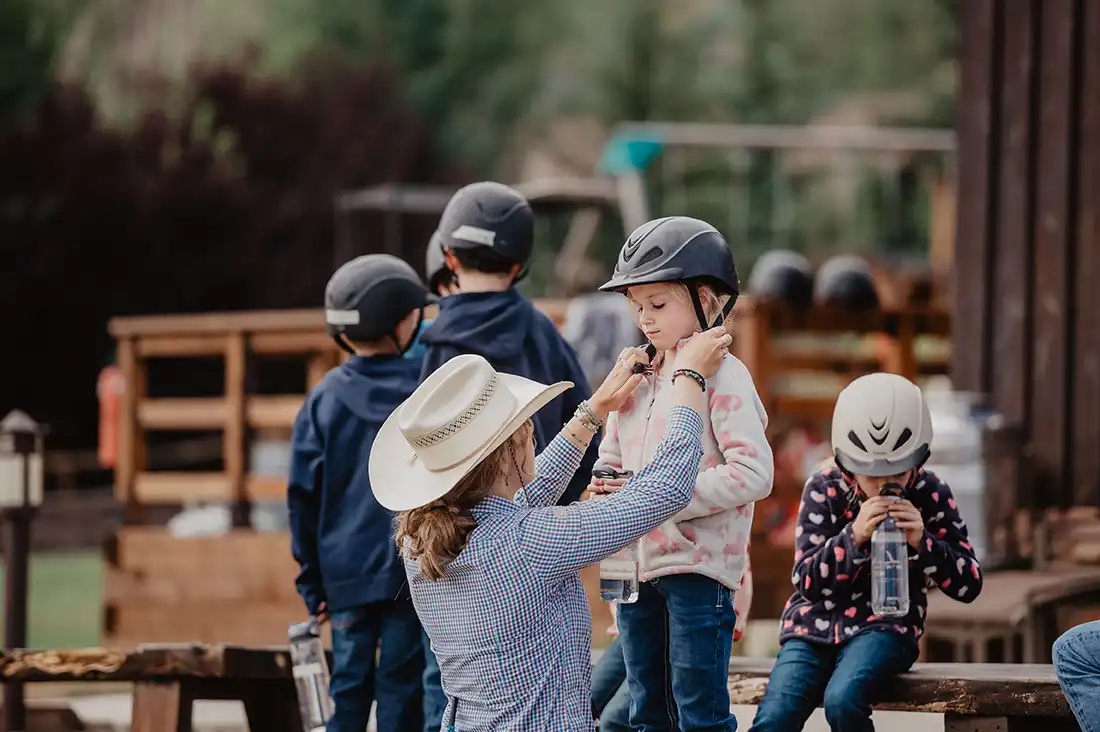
[626,283,700,351]
[854,470,913,497]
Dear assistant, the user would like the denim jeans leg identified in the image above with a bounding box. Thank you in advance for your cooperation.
[660,574,738,732]
[1053,620,1100,732]
[748,639,834,732]
[618,580,678,731]
[374,599,425,732]
[600,681,634,732]
[823,631,917,732]
[421,627,448,732]
[327,606,379,732]
[592,636,629,719]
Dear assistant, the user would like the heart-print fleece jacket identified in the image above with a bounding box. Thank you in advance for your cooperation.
[598,353,774,590]
[780,465,983,648]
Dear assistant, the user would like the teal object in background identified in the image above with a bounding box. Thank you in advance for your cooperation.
[598,132,665,175]
[404,318,432,360]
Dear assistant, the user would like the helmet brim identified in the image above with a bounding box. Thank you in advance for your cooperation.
[598,266,689,293]
[834,444,930,478]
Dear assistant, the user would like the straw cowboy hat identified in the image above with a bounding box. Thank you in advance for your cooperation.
[370,354,572,511]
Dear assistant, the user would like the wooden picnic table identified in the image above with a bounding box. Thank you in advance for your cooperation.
[0,644,1081,731]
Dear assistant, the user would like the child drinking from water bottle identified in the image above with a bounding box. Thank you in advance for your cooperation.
[749,373,984,732]
[589,216,774,732]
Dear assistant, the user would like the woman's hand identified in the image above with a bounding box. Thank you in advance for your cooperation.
[672,327,733,379]
[588,477,627,496]
[589,348,647,420]
[887,499,926,548]
[850,496,892,545]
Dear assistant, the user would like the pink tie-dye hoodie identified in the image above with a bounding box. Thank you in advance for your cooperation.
[599,350,774,590]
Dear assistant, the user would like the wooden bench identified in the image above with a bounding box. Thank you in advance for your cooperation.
[0,644,1080,731]
[727,657,1078,731]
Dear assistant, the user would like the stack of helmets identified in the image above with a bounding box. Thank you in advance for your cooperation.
[813,254,880,310]
[747,250,815,308]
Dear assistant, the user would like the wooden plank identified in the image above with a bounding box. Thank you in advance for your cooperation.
[0,646,290,682]
[137,335,226,358]
[991,0,1037,430]
[116,337,147,519]
[224,335,248,526]
[103,601,308,647]
[132,472,288,503]
[951,0,999,393]
[1030,0,1078,509]
[138,398,228,430]
[1074,0,1100,507]
[249,331,335,354]
[246,396,304,431]
[130,681,192,732]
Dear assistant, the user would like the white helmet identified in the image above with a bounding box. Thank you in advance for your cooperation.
[831,373,933,477]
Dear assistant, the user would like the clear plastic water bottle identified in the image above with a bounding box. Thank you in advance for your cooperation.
[592,465,640,604]
[288,618,334,732]
[871,486,910,618]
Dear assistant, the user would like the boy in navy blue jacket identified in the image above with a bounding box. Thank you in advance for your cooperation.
[416,182,600,731]
[288,254,436,732]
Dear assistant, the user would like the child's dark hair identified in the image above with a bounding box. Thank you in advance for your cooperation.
[450,246,521,275]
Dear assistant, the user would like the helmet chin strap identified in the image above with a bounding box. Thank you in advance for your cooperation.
[688,285,737,331]
[391,308,426,356]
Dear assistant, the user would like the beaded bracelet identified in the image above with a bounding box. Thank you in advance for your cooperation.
[574,400,604,433]
[671,368,706,392]
[563,423,586,444]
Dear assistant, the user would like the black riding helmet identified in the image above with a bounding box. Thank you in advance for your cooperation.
[424,231,455,296]
[325,254,437,355]
[437,181,534,282]
[814,254,880,310]
[748,249,815,308]
[599,216,740,331]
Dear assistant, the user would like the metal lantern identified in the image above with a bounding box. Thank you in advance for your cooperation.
[0,410,43,509]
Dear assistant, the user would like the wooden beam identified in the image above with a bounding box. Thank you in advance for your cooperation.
[132,473,288,504]
[952,0,999,393]
[1030,0,1079,509]
[1074,0,1100,507]
[138,399,228,430]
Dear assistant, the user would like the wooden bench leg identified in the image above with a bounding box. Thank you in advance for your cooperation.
[945,714,1082,731]
[241,680,304,732]
[131,681,194,732]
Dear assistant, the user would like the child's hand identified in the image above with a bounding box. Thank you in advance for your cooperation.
[887,499,925,548]
[315,601,329,625]
[588,477,627,495]
[673,327,732,379]
[850,496,892,545]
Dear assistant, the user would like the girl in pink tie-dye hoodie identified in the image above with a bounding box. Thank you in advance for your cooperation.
[592,217,774,731]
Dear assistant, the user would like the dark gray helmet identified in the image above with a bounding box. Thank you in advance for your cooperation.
[325,254,437,354]
[424,231,454,295]
[599,216,740,329]
[436,181,534,266]
[748,250,815,308]
[814,254,879,310]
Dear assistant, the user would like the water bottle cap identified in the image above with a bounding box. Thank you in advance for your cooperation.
[288,617,321,643]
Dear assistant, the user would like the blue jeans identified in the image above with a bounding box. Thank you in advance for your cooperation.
[749,632,917,732]
[328,600,424,732]
[421,628,448,732]
[592,635,632,732]
[1053,620,1100,732]
[618,574,738,732]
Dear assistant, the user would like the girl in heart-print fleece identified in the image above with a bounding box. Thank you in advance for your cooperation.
[598,351,774,590]
[780,465,983,647]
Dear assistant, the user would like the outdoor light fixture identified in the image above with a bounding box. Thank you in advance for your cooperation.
[0,410,43,510]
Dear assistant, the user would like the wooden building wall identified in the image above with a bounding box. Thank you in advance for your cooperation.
[954,0,1100,510]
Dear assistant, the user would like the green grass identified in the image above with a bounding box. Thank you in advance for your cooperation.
[0,551,102,649]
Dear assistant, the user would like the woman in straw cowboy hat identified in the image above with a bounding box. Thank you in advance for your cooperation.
[370,326,733,731]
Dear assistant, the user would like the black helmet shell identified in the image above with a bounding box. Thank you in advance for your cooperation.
[598,216,740,300]
[325,254,436,343]
[424,231,453,295]
[437,181,534,265]
[748,249,815,308]
[814,254,880,310]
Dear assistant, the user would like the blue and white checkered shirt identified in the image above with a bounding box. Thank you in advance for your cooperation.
[406,406,705,731]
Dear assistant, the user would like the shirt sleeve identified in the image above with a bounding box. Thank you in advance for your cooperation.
[914,476,983,603]
[789,474,865,602]
[517,406,705,583]
[287,398,326,615]
[677,358,774,521]
[513,434,587,509]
